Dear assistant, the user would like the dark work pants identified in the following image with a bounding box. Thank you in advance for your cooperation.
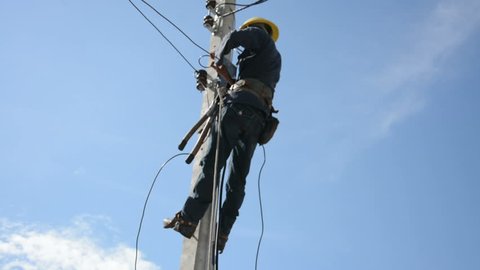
[182,102,265,236]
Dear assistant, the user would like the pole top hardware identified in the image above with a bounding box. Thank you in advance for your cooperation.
[195,69,208,91]
[203,15,216,32]
[205,0,216,11]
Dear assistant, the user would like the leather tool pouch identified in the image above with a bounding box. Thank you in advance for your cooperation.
[258,114,279,145]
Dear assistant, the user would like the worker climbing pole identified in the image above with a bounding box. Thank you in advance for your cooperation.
[166,4,281,269]
[177,1,236,269]
[128,1,281,269]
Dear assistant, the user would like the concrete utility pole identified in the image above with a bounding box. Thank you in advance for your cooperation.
[179,1,235,269]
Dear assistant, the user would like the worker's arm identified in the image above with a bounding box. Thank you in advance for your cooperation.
[215,27,267,66]
[210,63,235,85]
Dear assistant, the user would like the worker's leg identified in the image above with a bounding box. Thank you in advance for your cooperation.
[220,104,264,236]
[181,104,241,224]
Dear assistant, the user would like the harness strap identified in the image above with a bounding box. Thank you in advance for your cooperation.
[229,78,273,110]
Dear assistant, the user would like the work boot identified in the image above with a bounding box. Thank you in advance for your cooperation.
[217,234,228,254]
[163,211,197,239]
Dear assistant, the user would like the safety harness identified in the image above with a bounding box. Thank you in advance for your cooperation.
[229,78,274,111]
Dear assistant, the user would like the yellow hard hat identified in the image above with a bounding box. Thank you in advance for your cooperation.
[240,17,279,42]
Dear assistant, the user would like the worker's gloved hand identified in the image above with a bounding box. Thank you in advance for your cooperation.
[210,50,224,67]
[216,56,225,67]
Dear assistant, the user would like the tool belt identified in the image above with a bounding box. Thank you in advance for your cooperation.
[229,78,279,145]
[229,78,273,110]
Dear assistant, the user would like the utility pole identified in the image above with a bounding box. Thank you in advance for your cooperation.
[179,1,235,269]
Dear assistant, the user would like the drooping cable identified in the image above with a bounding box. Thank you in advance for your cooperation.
[134,153,189,270]
[255,145,267,270]
[215,165,227,270]
[128,0,198,71]
[209,97,224,269]
[140,0,209,54]
[198,54,212,69]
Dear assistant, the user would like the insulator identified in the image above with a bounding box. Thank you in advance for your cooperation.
[203,15,214,31]
[205,0,216,11]
[195,69,208,91]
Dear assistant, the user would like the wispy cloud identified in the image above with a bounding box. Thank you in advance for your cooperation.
[372,0,480,136]
[313,0,480,182]
[0,218,160,270]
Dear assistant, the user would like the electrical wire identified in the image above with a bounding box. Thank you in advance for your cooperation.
[198,54,212,69]
[128,0,265,72]
[217,0,268,9]
[219,0,269,17]
[140,0,209,54]
[134,153,189,270]
[132,134,269,270]
[255,145,267,270]
[128,0,199,71]
[215,166,227,270]
[209,98,224,269]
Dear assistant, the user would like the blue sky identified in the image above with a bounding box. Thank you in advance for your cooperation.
[1,0,480,269]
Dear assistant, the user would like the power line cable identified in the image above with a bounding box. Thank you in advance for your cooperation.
[131,138,270,270]
[215,165,227,270]
[134,153,189,270]
[217,0,268,9]
[127,0,269,72]
[219,0,269,17]
[140,0,210,54]
[132,145,269,270]
[255,145,267,270]
[128,0,198,71]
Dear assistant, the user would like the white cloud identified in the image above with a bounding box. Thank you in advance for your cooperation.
[377,0,480,91]
[0,218,160,270]
[372,0,480,136]
[313,0,480,182]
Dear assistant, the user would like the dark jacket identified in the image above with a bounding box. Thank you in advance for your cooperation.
[216,26,282,113]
